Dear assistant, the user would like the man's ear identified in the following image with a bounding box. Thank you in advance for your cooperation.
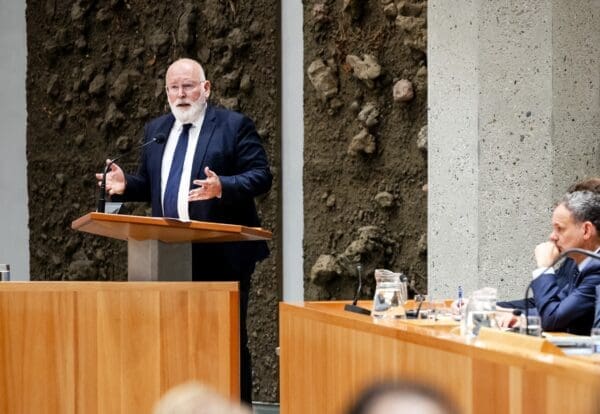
[203,80,211,98]
[582,221,598,240]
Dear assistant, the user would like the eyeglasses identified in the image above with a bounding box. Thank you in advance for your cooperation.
[165,81,203,95]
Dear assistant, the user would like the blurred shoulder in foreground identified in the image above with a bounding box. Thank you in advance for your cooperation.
[153,381,251,414]
[347,379,459,414]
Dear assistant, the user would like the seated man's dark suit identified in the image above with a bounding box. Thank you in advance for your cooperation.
[594,285,600,328]
[531,259,600,335]
[496,258,574,311]
[118,104,272,402]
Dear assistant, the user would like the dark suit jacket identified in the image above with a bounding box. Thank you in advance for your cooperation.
[593,285,600,328]
[119,105,272,283]
[531,259,600,335]
[496,258,575,312]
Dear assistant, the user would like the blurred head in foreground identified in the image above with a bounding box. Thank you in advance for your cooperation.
[347,380,459,414]
[153,381,251,414]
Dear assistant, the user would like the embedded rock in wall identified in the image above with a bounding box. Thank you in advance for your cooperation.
[312,3,330,24]
[307,59,338,100]
[382,1,398,19]
[310,254,342,285]
[357,102,379,128]
[219,97,239,111]
[308,225,400,299]
[417,232,427,255]
[374,191,395,208]
[115,135,130,151]
[395,2,427,52]
[88,74,106,96]
[109,70,140,104]
[395,15,426,32]
[414,65,427,91]
[348,129,376,156]
[345,54,382,88]
[392,79,414,102]
[176,3,197,48]
[417,125,427,151]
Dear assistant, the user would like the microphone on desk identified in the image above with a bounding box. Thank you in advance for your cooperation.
[523,248,600,334]
[344,265,372,316]
[97,134,167,213]
[404,275,427,319]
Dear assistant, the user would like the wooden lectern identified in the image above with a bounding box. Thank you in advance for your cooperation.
[71,212,272,281]
[0,214,272,412]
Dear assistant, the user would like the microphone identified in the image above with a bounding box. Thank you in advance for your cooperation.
[523,248,600,334]
[404,276,427,319]
[413,294,426,319]
[97,133,166,213]
[344,265,372,316]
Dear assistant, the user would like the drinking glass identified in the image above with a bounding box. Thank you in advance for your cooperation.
[591,327,600,353]
[524,315,542,337]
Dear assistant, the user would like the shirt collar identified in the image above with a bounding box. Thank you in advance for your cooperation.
[578,247,600,271]
[174,118,202,131]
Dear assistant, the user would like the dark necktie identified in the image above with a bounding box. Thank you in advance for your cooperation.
[568,267,580,294]
[163,123,192,218]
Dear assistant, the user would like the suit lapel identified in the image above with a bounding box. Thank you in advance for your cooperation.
[191,105,217,183]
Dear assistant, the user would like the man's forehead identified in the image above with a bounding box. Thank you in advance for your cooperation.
[552,203,575,224]
[166,62,199,79]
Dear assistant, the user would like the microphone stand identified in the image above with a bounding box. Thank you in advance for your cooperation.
[344,265,371,316]
[97,160,117,214]
[97,134,166,213]
[405,276,426,319]
[524,248,600,334]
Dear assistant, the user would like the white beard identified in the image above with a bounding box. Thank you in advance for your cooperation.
[169,96,206,124]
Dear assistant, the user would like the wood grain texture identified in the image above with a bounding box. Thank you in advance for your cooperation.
[71,212,272,243]
[0,282,239,414]
[280,301,600,414]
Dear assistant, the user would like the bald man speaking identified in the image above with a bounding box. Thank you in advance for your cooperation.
[96,58,272,404]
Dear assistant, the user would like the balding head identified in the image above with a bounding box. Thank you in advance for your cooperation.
[166,58,207,84]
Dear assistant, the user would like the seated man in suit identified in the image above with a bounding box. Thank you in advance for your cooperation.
[497,177,600,312]
[527,190,600,334]
[96,58,272,403]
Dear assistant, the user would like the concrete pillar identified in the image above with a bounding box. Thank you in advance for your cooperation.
[0,0,29,280]
[429,0,600,300]
[281,0,304,301]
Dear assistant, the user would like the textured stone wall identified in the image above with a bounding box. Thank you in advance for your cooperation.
[26,0,280,402]
[304,0,428,300]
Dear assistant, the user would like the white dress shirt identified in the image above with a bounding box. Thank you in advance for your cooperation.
[161,113,206,221]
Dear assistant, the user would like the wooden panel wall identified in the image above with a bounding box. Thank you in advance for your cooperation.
[0,282,239,414]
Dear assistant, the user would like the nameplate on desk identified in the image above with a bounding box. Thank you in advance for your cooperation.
[543,334,596,355]
[476,327,564,356]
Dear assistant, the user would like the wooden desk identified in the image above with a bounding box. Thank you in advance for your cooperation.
[280,301,600,414]
[0,282,239,414]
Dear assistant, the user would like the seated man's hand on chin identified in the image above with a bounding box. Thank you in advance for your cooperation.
[534,241,559,269]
